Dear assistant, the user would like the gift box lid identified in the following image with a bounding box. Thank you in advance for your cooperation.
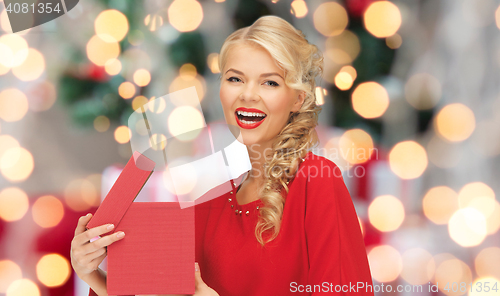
[87,151,155,232]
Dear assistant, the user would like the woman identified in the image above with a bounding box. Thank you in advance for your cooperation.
[71,15,374,296]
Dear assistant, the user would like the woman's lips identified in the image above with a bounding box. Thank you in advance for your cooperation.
[235,107,267,129]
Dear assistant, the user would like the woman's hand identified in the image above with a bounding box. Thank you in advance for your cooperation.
[193,262,219,296]
[70,213,125,282]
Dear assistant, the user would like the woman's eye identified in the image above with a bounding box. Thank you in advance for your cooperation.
[227,77,241,83]
[265,80,279,87]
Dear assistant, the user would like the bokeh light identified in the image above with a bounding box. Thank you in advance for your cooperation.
[386,33,402,49]
[485,201,500,235]
[26,81,57,112]
[475,247,500,280]
[325,48,351,65]
[0,34,28,68]
[458,182,495,208]
[133,69,151,87]
[325,30,360,64]
[0,187,29,222]
[94,9,129,42]
[469,277,500,296]
[342,65,357,79]
[313,2,348,37]
[12,48,45,81]
[368,195,405,232]
[338,129,374,164]
[0,88,29,122]
[93,115,110,132]
[496,5,500,30]
[0,61,8,75]
[150,134,167,151]
[401,248,435,285]
[0,147,35,182]
[335,65,357,91]
[114,126,132,144]
[335,72,353,90]
[36,253,71,287]
[118,81,136,99]
[367,245,402,282]
[32,195,65,228]
[168,106,205,141]
[207,53,220,74]
[6,279,40,296]
[315,86,325,105]
[435,103,476,142]
[144,14,164,32]
[423,186,459,225]
[0,260,22,293]
[448,208,487,247]
[86,35,120,66]
[352,82,389,118]
[389,140,428,179]
[104,58,122,75]
[64,178,99,211]
[169,64,206,103]
[364,1,402,38]
[291,0,308,18]
[168,0,204,32]
[148,96,166,114]
[467,196,496,221]
[358,216,364,237]
[405,73,442,110]
[434,258,472,296]
[0,135,20,157]
[132,95,149,112]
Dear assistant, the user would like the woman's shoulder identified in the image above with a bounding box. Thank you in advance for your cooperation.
[294,151,343,182]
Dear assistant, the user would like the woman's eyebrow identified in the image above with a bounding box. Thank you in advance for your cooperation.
[225,68,284,80]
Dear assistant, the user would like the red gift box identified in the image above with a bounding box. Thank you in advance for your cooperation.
[87,151,195,295]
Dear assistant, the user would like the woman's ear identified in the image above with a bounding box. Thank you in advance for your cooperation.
[291,90,306,112]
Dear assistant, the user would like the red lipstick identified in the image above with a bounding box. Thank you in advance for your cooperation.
[234,107,267,129]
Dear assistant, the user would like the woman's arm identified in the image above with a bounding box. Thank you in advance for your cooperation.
[85,268,107,296]
[70,213,125,296]
[304,158,374,295]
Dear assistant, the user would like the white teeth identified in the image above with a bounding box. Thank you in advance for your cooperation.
[237,110,266,117]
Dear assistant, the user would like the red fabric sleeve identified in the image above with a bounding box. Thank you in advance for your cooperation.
[304,159,374,295]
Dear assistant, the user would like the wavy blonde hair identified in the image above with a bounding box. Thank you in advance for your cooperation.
[218,15,324,246]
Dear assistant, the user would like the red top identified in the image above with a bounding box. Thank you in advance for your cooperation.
[89,152,374,296]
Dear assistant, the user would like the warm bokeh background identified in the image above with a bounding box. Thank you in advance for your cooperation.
[0,0,499,295]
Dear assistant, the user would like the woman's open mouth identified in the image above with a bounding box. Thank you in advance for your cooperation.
[234,107,267,129]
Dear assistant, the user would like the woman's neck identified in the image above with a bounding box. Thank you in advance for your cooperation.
[245,141,272,186]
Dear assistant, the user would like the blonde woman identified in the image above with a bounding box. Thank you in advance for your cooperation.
[71,15,373,296]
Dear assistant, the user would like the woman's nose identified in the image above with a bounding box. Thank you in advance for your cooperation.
[239,83,260,102]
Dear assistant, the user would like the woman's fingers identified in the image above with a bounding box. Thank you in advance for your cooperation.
[74,213,92,236]
[78,246,107,266]
[75,223,116,246]
[87,249,107,269]
[194,262,202,285]
[81,231,125,254]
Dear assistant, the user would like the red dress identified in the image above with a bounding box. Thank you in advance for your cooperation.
[89,152,374,296]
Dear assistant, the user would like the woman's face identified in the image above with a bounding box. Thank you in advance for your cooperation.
[219,43,304,150]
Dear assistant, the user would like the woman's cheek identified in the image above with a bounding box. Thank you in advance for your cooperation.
[219,87,235,122]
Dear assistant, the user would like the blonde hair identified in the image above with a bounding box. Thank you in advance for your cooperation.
[218,15,324,246]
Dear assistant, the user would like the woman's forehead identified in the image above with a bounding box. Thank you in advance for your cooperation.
[224,43,285,76]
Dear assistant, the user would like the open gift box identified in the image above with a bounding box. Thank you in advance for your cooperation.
[87,151,195,296]
[86,87,252,295]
